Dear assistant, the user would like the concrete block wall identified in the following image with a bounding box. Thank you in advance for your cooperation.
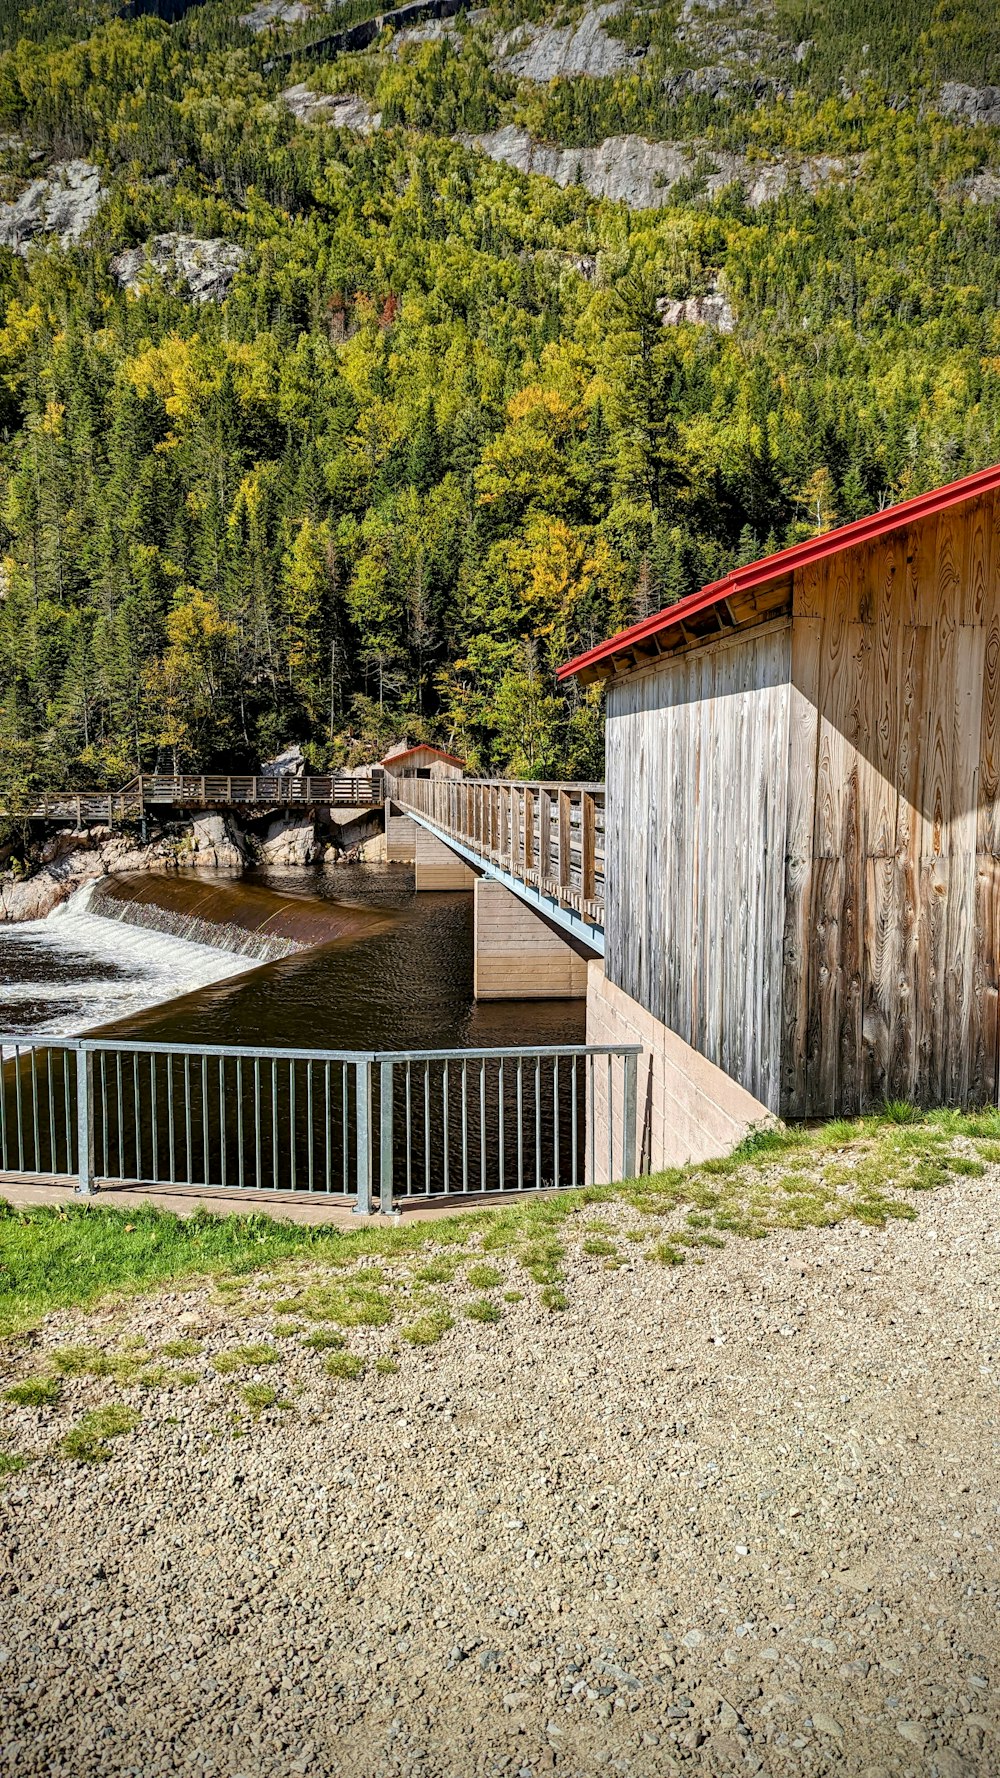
[587,961,773,1181]
[473,878,589,1000]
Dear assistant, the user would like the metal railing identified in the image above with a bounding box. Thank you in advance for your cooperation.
[386,774,605,926]
[2,770,385,825]
[0,1036,640,1211]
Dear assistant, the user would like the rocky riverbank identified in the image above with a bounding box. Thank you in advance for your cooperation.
[0,808,386,923]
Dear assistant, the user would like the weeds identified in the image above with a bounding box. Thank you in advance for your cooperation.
[0,1452,29,1480]
[464,1298,502,1323]
[401,1307,454,1346]
[160,1338,201,1360]
[212,1344,281,1375]
[324,1352,365,1380]
[61,1404,139,1464]
[240,1383,278,1414]
[4,1375,61,1407]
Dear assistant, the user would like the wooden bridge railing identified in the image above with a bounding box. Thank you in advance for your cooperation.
[386,773,605,926]
[4,771,385,825]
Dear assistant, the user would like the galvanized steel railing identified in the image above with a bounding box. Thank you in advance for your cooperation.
[385,774,605,926]
[0,1036,640,1211]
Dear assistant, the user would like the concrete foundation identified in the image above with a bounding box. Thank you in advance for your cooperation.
[474,878,589,1000]
[414,822,476,890]
[586,961,773,1179]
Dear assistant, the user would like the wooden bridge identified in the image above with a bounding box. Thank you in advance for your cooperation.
[4,771,386,827]
[385,773,605,939]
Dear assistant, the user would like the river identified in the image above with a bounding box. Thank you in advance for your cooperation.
[0,865,586,1052]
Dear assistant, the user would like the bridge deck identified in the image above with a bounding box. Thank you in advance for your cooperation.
[386,772,605,935]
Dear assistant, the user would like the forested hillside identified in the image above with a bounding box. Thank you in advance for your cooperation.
[0,0,997,794]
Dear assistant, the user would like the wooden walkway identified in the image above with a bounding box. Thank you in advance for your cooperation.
[386,773,605,927]
[4,771,385,826]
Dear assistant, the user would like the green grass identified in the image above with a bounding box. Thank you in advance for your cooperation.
[4,1374,61,1407]
[324,1351,365,1379]
[0,1451,29,1479]
[401,1307,454,1346]
[160,1337,201,1359]
[239,1382,278,1413]
[301,1328,345,1351]
[60,1404,139,1464]
[464,1297,502,1323]
[212,1344,281,1375]
[465,1262,503,1290]
[375,1355,399,1375]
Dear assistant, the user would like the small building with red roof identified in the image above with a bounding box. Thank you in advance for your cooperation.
[381,741,466,781]
[560,464,1000,1127]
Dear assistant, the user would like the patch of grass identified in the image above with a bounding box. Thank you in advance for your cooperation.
[0,1452,29,1480]
[324,1351,365,1380]
[401,1307,454,1346]
[160,1338,201,1360]
[239,1382,278,1413]
[582,1235,618,1257]
[540,1285,568,1311]
[883,1098,921,1123]
[973,1139,1000,1162]
[651,1241,687,1266]
[60,1404,139,1464]
[135,1366,170,1390]
[271,1318,303,1338]
[464,1297,502,1323]
[465,1262,503,1290]
[49,1344,115,1378]
[274,1275,395,1327]
[375,1355,399,1375]
[4,1375,61,1407]
[301,1329,345,1351]
[411,1254,464,1283]
[212,1344,281,1375]
[502,1289,524,1303]
[946,1156,985,1177]
[173,1370,201,1387]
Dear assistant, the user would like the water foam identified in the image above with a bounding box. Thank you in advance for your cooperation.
[0,879,257,1038]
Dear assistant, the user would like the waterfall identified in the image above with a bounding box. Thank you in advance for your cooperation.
[85,887,303,963]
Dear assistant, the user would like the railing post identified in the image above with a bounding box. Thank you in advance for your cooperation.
[379,1059,395,1216]
[581,792,596,905]
[622,1050,637,1181]
[75,1046,94,1196]
[353,1056,373,1215]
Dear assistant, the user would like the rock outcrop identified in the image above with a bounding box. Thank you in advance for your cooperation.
[496,4,641,83]
[0,159,107,255]
[657,284,735,332]
[182,812,248,870]
[255,816,320,867]
[110,234,246,304]
[281,85,383,132]
[0,829,179,923]
[939,83,1000,128]
[240,0,311,30]
[458,125,856,211]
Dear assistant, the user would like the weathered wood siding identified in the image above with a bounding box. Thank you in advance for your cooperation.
[605,623,792,1111]
[785,489,1000,1115]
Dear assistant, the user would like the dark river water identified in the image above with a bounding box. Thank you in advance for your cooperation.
[0,864,585,1052]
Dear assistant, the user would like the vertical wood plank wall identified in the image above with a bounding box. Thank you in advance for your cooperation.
[787,490,1000,1115]
[605,624,792,1112]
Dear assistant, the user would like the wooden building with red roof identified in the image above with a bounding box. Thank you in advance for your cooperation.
[560,464,1000,1121]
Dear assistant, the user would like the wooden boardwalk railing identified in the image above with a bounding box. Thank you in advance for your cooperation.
[386,773,605,927]
[4,771,385,825]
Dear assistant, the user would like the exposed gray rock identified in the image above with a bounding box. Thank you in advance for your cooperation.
[240,0,311,30]
[280,84,382,131]
[0,825,224,923]
[661,62,789,105]
[256,815,319,867]
[657,286,735,332]
[182,812,248,870]
[497,4,641,83]
[0,159,106,255]
[390,15,458,52]
[939,82,1000,127]
[458,124,856,211]
[957,168,1000,204]
[110,234,246,304]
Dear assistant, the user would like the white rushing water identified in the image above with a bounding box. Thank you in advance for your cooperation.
[0,881,255,1038]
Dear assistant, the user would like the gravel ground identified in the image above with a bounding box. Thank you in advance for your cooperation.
[0,1176,997,1778]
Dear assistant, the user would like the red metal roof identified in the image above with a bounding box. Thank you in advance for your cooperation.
[382,743,466,769]
[558,462,1000,682]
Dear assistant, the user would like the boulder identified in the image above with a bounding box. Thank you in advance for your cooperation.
[183,812,247,870]
[939,82,1000,127]
[257,816,319,867]
[0,159,107,255]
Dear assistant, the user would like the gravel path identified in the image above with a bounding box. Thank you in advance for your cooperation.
[1,1177,997,1778]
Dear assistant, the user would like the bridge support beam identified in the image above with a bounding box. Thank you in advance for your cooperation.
[474,878,588,1000]
[414,823,476,890]
[385,812,419,864]
[585,962,774,1178]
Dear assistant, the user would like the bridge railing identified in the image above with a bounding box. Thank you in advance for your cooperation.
[385,774,605,924]
[3,771,385,823]
[0,1034,640,1208]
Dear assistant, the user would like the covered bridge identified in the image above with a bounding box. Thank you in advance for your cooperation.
[560,464,1000,1134]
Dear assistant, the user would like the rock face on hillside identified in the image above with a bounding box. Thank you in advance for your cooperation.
[256,816,320,867]
[111,234,246,303]
[281,85,383,131]
[240,0,312,30]
[939,82,1000,127]
[458,124,855,211]
[497,4,641,83]
[657,284,735,331]
[0,159,106,254]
